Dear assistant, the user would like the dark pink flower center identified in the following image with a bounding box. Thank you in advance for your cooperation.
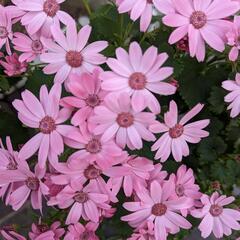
[66,51,83,68]
[74,192,88,203]
[147,0,153,3]
[26,177,39,191]
[0,26,8,39]
[169,124,184,138]
[31,40,43,53]
[210,204,223,217]
[117,112,134,128]
[129,72,147,90]
[39,116,56,134]
[85,139,102,154]
[7,161,17,170]
[85,94,100,108]
[43,0,60,17]
[152,203,167,216]
[84,165,102,179]
[190,11,207,29]
[37,224,49,233]
[175,184,185,197]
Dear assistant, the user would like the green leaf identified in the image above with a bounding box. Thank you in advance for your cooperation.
[208,87,225,114]
[0,75,10,91]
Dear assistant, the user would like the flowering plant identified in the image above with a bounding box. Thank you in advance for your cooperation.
[0,0,240,239]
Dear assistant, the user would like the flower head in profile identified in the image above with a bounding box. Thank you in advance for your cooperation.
[150,100,209,162]
[192,192,240,239]
[222,73,240,118]
[162,0,239,61]
[40,22,108,85]
[101,42,176,114]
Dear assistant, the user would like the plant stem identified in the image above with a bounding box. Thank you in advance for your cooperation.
[82,0,92,16]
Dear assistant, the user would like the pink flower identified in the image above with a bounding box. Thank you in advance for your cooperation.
[12,84,74,168]
[13,0,72,36]
[0,53,27,76]
[154,0,175,15]
[128,221,155,240]
[222,73,240,118]
[0,225,26,240]
[13,32,45,62]
[29,221,65,240]
[2,3,25,24]
[192,192,240,239]
[101,42,176,114]
[64,222,99,240]
[150,100,209,162]
[91,93,156,150]
[147,163,168,186]
[122,180,193,240]
[61,68,107,127]
[162,0,239,61]
[40,22,108,85]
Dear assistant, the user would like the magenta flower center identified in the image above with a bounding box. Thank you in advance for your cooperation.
[37,224,49,233]
[85,94,100,108]
[169,124,184,138]
[7,161,17,170]
[147,0,153,3]
[84,165,102,179]
[190,11,207,29]
[43,0,60,17]
[117,112,134,128]
[175,184,185,197]
[152,203,167,216]
[26,177,40,191]
[74,192,88,203]
[31,40,43,53]
[86,139,102,154]
[0,26,8,39]
[66,51,83,68]
[210,204,223,217]
[39,116,56,134]
[129,72,147,90]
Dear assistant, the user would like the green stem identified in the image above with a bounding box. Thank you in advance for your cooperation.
[82,0,92,16]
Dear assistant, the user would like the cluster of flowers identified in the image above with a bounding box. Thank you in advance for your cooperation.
[0,0,240,239]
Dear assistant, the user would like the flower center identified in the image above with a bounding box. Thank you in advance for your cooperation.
[85,139,102,154]
[74,192,88,203]
[175,184,185,197]
[39,116,56,134]
[84,165,102,179]
[190,11,207,29]
[85,94,100,108]
[169,124,184,138]
[66,51,83,68]
[26,177,39,191]
[129,72,147,90]
[117,112,134,128]
[43,0,60,17]
[37,224,49,233]
[151,203,167,216]
[0,26,8,39]
[7,161,17,170]
[210,204,223,217]
[31,40,43,53]
[147,0,153,3]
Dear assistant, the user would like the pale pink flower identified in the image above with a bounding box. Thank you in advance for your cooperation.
[0,53,27,76]
[12,84,74,168]
[192,192,240,239]
[13,32,45,62]
[150,100,209,162]
[147,163,168,185]
[128,221,155,240]
[2,3,25,23]
[29,221,65,240]
[153,0,175,15]
[0,225,26,240]
[122,180,193,240]
[162,0,239,61]
[13,0,72,36]
[91,93,156,150]
[61,68,107,127]
[64,222,99,240]
[40,22,108,85]
[101,42,176,114]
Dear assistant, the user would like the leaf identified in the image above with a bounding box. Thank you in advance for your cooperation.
[208,87,225,114]
[0,75,10,91]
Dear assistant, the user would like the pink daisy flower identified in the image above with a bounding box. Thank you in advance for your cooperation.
[13,0,72,36]
[128,221,155,240]
[0,225,26,240]
[101,42,176,114]
[0,53,27,76]
[162,0,239,61]
[147,163,168,186]
[91,93,156,150]
[192,192,240,239]
[61,68,107,127]
[12,84,74,168]
[13,32,45,62]
[150,100,210,162]
[40,22,108,85]
[122,180,193,240]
